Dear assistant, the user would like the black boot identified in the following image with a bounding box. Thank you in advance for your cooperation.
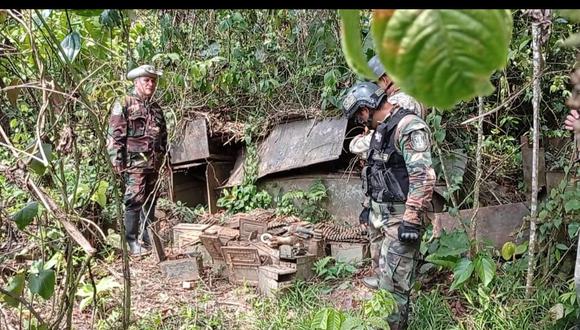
[124,210,150,257]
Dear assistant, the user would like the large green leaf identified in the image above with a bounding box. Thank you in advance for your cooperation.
[338,10,377,81]
[11,201,39,230]
[90,180,109,208]
[474,254,496,287]
[450,258,474,290]
[28,269,56,300]
[60,31,82,63]
[310,308,345,330]
[501,241,516,260]
[29,143,53,176]
[558,10,580,23]
[564,199,580,213]
[0,273,25,307]
[374,10,513,109]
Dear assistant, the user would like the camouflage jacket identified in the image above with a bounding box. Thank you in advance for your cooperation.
[106,92,168,173]
[391,109,436,216]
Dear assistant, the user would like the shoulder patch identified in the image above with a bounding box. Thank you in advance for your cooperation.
[112,101,123,116]
[410,130,429,152]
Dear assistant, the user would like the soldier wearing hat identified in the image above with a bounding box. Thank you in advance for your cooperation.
[106,65,167,256]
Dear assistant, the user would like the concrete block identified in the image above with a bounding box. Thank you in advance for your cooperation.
[159,254,203,281]
[329,242,368,264]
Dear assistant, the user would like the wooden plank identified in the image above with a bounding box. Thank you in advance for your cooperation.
[148,225,166,263]
[206,161,234,214]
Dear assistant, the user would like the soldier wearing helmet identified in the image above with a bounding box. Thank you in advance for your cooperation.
[106,65,168,256]
[343,81,436,330]
[367,55,426,119]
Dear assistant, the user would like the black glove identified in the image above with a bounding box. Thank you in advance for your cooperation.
[359,207,370,225]
[398,221,421,243]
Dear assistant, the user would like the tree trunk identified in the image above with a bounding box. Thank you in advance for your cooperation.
[526,19,542,297]
[471,96,484,252]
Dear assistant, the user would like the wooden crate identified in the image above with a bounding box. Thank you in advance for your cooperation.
[239,218,268,241]
[258,265,296,297]
[221,246,261,286]
[173,223,211,248]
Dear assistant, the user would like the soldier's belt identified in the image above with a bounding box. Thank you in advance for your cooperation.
[370,200,406,215]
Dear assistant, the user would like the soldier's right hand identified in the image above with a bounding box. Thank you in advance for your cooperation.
[564,109,580,133]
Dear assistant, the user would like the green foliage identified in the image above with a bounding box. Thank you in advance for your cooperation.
[275,179,330,223]
[305,289,395,330]
[217,183,272,213]
[313,257,358,281]
[338,10,376,81]
[340,9,513,108]
[11,201,39,230]
[501,241,517,260]
[217,117,274,213]
[0,273,26,307]
[424,229,497,290]
[28,269,56,300]
[76,276,121,311]
[409,290,456,329]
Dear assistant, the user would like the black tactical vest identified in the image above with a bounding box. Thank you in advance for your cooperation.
[363,108,415,203]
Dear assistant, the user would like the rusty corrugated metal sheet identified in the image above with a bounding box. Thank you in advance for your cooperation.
[226,117,348,186]
[170,119,210,164]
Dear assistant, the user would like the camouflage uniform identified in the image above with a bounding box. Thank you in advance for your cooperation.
[350,91,427,278]
[107,91,167,249]
[369,109,436,329]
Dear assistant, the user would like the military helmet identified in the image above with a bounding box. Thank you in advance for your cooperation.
[342,82,386,119]
[368,55,386,79]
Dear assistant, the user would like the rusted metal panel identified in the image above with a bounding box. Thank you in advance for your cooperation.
[171,119,210,164]
[434,202,529,249]
[226,118,348,186]
[259,173,365,226]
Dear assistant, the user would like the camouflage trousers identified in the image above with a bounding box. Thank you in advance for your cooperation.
[367,224,383,274]
[123,172,159,242]
[369,200,420,330]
